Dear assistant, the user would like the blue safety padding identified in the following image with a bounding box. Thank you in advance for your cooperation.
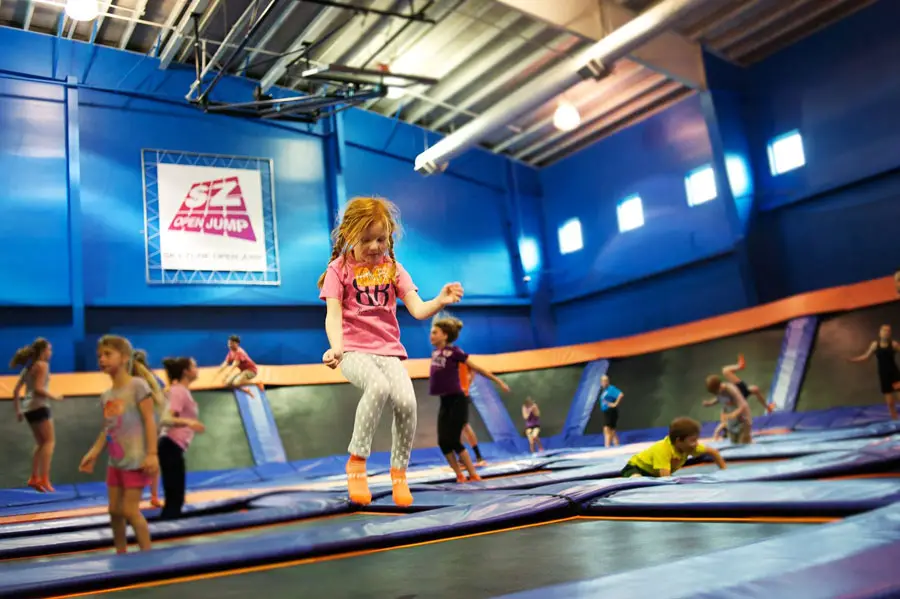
[716,437,877,459]
[233,387,288,465]
[678,444,900,483]
[0,488,317,540]
[585,480,900,515]
[468,373,521,442]
[769,316,818,412]
[519,478,677,503]
[491,501,900,599]
[0,492,351,559]
[750,421,900,446]
[368,489,520,510]
[752,410,805,431]
[0,496,571,597]
[185,468,265,489]
[289,455,379,479]
[423,462,628,492]
[561,359,609,439]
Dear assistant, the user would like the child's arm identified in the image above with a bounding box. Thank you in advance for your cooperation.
[521,405,529,419]
[79,430,108,473]
[401,283,463,320]
[12,372,25,419]
[702,397,719,407]
[323,298,344,368]
[610,392,623,408]
[657,468,671,477]
[466,358,510,392]
[138,397,159,475]
[703,446,727,469]
[848,342,877,363]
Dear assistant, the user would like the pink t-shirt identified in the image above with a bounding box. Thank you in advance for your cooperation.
[319,254,418,359]
[161,385,199,450]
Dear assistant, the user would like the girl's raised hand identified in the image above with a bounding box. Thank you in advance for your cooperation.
[438,282,464,306]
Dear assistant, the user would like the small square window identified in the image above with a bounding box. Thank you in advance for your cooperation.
[685,165,717,206]
[767,130,805,175]
[617,195,644,232]
[558,218,583,254]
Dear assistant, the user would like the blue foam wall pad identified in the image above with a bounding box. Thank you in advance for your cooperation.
[0,492,350,559]
[491,502,900,599]
[585,480,900,514]
[0,496,571,597]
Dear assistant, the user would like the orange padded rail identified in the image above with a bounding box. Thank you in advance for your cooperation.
[0,275,896,398]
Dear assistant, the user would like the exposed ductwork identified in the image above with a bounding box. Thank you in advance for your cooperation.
[413,0,713,175]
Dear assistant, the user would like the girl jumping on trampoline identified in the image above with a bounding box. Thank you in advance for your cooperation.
[522,398,543,453]
[848,324,900,420]
[216,335,263,393]
[79,335,165,553]
[319,196,463,507]
[133,349,166,508]
[429,314,509,482]
[10,338,63,492]
[158,356,205,519]
[703,359,754,445]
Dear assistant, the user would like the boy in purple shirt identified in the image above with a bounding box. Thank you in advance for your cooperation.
[430,315,509,482]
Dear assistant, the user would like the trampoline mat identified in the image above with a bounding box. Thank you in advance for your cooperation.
[18,513,385,566]
[71,519,811,598]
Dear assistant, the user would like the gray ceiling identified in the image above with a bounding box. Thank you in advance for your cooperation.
[0,0,879,167]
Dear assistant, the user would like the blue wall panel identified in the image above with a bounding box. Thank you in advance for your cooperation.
[745,0,900,211]
[0,78,70,306]
[552,254,747,346]
[78,89,330,306]
[0,27,538,371]
[538,95,736,307]
[342,144,518,299]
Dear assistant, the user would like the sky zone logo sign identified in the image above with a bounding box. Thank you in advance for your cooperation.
[167,176,257,242]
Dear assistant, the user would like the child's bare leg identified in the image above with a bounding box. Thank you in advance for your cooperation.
[107,486,128,554]
[122,487,152,551]
[886,393,898,420]
[445,452,463,479]
[611,430,620,447]
[456,449,481,481]
[535,437,544,451]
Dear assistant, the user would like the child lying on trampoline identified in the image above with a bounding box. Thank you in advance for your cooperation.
[621,417,726,478]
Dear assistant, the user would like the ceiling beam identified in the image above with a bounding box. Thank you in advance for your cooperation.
[158,0,207,68]
[495,0,707,90]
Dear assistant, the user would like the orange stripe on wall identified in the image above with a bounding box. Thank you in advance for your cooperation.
[1,275,896,398]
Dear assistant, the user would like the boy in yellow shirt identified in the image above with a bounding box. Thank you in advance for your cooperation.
[621,417,726,477]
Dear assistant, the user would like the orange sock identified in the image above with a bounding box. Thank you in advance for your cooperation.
[391,468,413,507]
[469,473,482,482]
[455,472,466,483]
[345,455,371,505]
[40,479,55,493]
[737,354,746,370]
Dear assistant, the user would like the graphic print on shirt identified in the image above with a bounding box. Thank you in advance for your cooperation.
[352,264,395,314]
[104,398,127,461]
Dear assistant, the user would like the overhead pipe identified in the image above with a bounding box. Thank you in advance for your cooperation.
[412,0,712,174]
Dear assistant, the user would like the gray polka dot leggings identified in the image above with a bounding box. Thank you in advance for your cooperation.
[340,352,417,470]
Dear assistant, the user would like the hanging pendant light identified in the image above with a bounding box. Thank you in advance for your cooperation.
[553,100,581,132]
[65,0,100,22]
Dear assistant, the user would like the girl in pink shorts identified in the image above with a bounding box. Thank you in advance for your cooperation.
[79,335,165,553]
